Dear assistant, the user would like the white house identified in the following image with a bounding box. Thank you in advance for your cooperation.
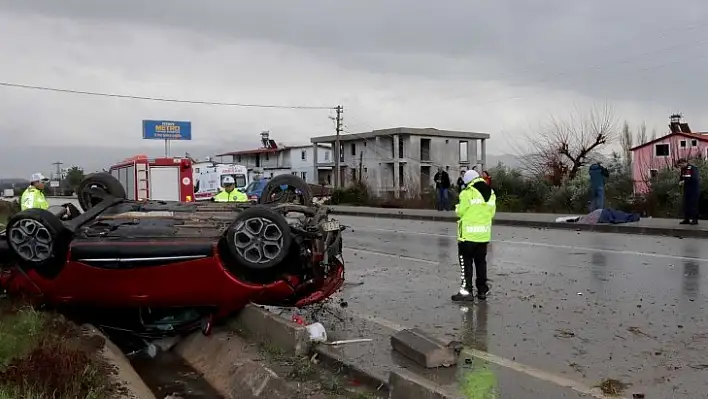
[215,143,333,185]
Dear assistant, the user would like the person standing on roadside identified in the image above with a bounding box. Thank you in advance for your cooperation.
[588,161,609,211]
[482,170,492,187]
[434,167,451,211]
[452,169,496,302]
[677,158,700,225]
[20,173,50,211]
[456,169,467,192]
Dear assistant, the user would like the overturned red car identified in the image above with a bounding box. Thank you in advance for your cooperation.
[0,173,344,337]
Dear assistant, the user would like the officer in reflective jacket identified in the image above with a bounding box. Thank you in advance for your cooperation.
[212,176,248,202]
[677,158,700,225]
[452,169,496,302]
[20,173,50,211]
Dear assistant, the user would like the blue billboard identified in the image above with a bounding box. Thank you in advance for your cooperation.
[142,120,192,140]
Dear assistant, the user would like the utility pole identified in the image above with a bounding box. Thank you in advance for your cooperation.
[334,105,343,188]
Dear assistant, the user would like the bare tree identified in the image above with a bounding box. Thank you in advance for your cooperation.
[650,128,657,141]
[620,121,633,164]
[637,122,647,145]
[519,103,618,183]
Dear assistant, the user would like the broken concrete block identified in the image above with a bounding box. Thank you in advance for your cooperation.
[390,328,457,368]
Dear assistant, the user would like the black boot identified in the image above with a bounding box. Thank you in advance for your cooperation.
[451,288,474,302]
[476,283,490,301]
[680,219,691,225]
[691,219,699,225]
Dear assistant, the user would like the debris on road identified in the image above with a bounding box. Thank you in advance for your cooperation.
[597,378,629,396]
[323,339,373,346]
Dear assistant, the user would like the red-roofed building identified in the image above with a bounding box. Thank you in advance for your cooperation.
[631,114,708,193]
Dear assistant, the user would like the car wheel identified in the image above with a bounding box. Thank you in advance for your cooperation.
[77,172,127,212]
[5,209,72,273]
[258,175,313,206]
[225,206,292,270]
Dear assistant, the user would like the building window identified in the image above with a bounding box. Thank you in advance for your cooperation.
[324,151,330,161]
[421,166,431,189]
[420,138,431,161]
[649,169,658,178]
[301,150,306,160]
[352,169,357,183]
[654,143,670,157]
[351,143,356,156]
[680,140,687,148]
[292,172,297,175]
[692,139,698,147]
[459,141,469,162]
[301,172,307,180]
[399,164,405,187]
[237,155,242,163]
[398,139,404,159]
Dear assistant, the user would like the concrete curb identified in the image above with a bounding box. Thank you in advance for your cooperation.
[227,304,312,356]
[82,324,156,399]
[328,208,708,239]
[389,370,463,399]
[174,330,302,399]
[305,304,472,399]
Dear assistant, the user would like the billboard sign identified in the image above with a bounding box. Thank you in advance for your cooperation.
[142,120,192,140]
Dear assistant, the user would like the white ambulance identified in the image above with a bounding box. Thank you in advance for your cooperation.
[192,162,249,201]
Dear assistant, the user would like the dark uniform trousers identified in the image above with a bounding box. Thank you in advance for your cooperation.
[458,241,489,291]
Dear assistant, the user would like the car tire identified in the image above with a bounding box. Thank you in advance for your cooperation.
[5,209,72,275]
[258,175,313,206]
[77,172,127,212]
[225,206,292,270]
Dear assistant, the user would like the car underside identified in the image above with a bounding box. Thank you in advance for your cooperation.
[0,173,344,337]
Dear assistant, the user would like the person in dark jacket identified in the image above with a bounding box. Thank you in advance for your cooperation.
[588,162,609,211]
[434,167,452,211]
[456,169,467,192]
[677,158,700,225]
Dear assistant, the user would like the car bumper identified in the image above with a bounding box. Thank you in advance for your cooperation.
[293,261,345,307]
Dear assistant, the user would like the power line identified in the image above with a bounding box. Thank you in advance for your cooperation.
[0,81,335,110]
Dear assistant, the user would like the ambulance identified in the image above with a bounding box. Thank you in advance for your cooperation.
[192,162,249,201]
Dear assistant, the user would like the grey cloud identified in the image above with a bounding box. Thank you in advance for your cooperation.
[6,0,704,105]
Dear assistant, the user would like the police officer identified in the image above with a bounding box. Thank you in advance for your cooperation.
[678,158,700,225]
[20,173,50,211]
[452,169,496,302]
[212,176,248,202]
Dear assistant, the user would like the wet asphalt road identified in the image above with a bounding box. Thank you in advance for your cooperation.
[335,215,708,398]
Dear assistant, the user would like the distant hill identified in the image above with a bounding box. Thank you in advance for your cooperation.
[486,154,523,169]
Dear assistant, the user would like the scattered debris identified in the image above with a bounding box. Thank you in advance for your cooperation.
[323,339,373,346]
[597,378,629,396]
[689,364,708,370]
[554,329,576,338]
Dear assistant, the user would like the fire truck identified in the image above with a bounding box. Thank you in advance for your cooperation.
[109,155,195,202]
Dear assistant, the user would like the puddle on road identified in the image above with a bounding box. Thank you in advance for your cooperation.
[131,350,225,399]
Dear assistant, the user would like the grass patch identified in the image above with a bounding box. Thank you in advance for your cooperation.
[0,300,119,399]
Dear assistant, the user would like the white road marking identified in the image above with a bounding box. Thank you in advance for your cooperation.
[331,305,624,399]
[349,226,708,263]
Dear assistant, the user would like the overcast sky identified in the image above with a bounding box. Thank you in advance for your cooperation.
[1,0,707,177]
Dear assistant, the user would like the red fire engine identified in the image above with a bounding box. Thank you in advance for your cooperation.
[109,155,195,202]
